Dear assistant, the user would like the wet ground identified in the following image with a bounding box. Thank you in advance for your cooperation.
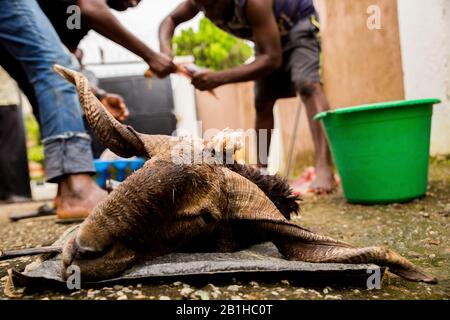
[0,159,448,300]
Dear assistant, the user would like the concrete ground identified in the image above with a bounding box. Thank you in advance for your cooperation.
[0,159,448,300]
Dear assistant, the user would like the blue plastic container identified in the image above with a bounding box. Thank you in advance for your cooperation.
[93,158,145,188]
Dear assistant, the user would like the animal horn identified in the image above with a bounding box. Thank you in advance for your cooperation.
[53,64,148,158]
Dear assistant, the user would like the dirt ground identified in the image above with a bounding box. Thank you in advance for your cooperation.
[0,159,448,300]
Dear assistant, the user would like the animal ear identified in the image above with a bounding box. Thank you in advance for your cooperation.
[223,168,344,245]
[225,163,300,220]
[53,65,149,159]
[223,167,291,223]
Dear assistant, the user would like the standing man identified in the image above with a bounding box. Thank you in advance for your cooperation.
[0,0,175,219]
[159,0,336,193]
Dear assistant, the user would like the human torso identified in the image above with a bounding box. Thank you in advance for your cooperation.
[210,0,316,40]
[37,0,91,52]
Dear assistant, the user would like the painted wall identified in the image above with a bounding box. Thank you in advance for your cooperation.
[397,0,450,155]
[319,0,405,107]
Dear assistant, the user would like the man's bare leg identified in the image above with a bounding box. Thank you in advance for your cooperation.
[55,174,107,219]
[299,82,336,193]
[255,99,277,168]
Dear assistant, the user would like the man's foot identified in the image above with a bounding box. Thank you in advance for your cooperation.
[56,174,107,220]
[309,167,337,195]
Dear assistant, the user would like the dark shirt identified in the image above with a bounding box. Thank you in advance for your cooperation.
[37,0,91,52]
[210,0,316,40]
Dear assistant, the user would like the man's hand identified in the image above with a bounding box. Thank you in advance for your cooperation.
[146,53,177,78]
[101,93,130,122]
[191,69,224,91]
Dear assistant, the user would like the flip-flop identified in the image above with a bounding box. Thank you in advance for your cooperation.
[55,208,89,224]
[9,204,55,222]
[55,217,86,224]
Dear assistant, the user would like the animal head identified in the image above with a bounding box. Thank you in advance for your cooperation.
[53,65,299,280]
[61,160,230,279]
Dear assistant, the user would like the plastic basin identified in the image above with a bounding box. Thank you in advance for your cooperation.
[314,99,440,204]
[111,160,130,182]
[129,158,145,171]
[93,160,111,188]
[93,158,146,188]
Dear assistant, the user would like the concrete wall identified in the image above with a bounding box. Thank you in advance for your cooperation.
[397,0,450,156]
[319,0,405,107]
[0,67,20,106]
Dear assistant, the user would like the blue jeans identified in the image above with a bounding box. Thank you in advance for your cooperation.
[0,0,95,182]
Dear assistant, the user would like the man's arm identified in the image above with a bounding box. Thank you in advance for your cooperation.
[192,0,282,90]
[78,0,176,77]
[159,1,200,57]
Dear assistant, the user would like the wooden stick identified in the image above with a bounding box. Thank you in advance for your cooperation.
[145,64,218,99]
[0,246,63,261]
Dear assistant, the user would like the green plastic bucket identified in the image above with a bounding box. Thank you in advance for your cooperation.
[314,99,440,204]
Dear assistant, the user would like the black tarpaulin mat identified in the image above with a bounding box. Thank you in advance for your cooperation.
[12,226,385,288]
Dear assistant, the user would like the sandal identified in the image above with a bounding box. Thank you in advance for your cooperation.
[9,204,55,222]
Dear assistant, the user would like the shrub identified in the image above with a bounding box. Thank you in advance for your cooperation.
[172,18,253,71]
[25,113,44,164]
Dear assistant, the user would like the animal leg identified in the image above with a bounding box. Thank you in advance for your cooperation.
[257,220,437,283]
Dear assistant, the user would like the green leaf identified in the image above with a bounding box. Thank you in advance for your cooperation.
[172,18,254,71]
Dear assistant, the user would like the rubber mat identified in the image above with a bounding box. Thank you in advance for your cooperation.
[12,226,384,289]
